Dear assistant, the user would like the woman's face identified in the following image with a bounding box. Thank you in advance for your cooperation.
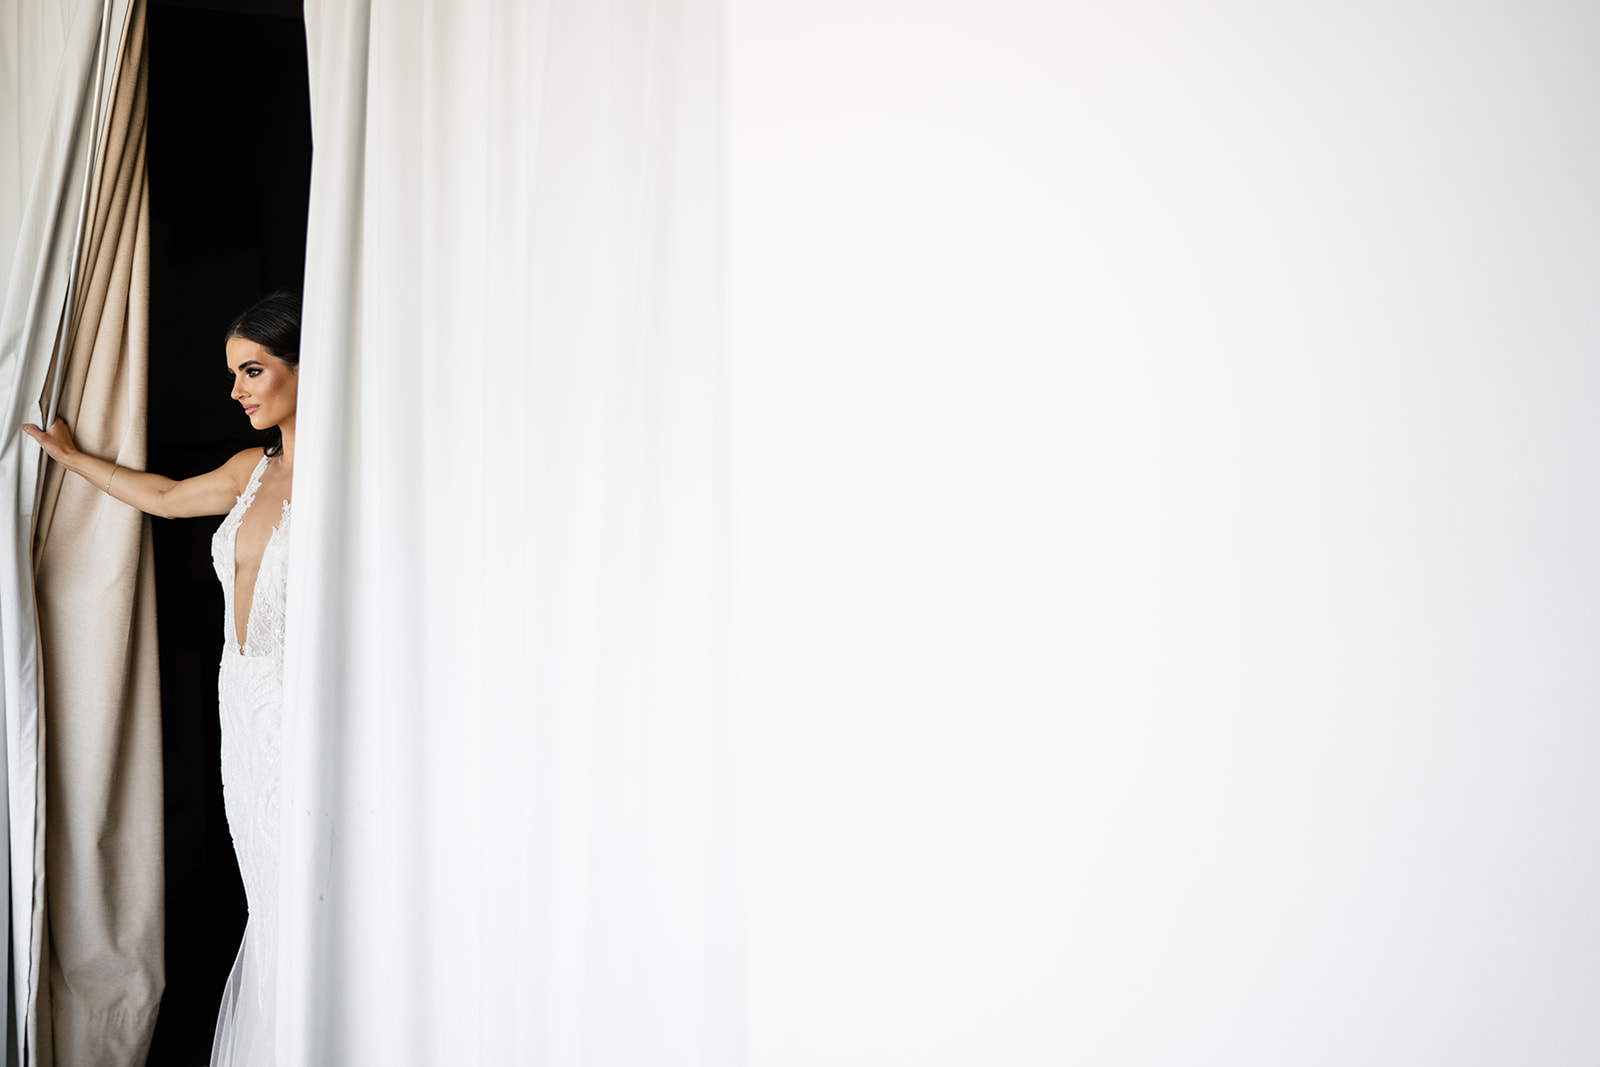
[226,337,298,430]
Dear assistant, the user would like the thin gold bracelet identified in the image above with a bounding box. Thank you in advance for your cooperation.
[105,466,118,494]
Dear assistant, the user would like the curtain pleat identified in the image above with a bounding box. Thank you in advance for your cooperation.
[27,1,162,1064]
[284,1,739,1062]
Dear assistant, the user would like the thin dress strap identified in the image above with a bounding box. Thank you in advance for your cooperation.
[237,454,270,512]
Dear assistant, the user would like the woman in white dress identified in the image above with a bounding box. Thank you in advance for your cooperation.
[24,290,300,1066]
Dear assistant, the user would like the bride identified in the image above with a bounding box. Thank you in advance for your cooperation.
[24,290,299,1065]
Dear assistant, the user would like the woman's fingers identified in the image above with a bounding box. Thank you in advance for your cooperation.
[21,418,76,459]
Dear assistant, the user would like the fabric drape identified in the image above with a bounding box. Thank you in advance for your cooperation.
[28,0,163,1062]
[0,0,134,1056]
[284,0,739,1063]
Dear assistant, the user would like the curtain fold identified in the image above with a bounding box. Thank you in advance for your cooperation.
[284,0,739,1062]
[28,0,163,1062]
[0,0,133,1058]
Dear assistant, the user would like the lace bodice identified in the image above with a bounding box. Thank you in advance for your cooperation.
[211,454,292,663]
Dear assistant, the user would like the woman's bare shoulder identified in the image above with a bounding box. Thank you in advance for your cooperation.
[222,447,269,491]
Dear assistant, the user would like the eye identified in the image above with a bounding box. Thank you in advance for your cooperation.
[246,368,262,378]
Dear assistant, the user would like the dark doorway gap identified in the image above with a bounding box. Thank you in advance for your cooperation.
[145,1,310,1062]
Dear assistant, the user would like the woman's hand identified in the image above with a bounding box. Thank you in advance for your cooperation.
[21,418,81,471]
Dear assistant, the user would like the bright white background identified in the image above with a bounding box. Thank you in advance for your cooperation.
[727,1,1600,1063]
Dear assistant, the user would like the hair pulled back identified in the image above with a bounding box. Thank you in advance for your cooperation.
[226,291,301,457]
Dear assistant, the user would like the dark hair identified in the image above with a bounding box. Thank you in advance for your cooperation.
[226,291,301,457]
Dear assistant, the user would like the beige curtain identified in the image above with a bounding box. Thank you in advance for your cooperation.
[29,0,163,1062]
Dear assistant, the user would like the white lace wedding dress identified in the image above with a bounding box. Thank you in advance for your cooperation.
[209,454,289,1067]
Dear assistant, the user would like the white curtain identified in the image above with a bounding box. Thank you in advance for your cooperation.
[284,1,737,1063]
[727,1,1600,1064]
[0,0,131,1057]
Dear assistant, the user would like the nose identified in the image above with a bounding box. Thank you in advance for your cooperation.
[232,376,247,401]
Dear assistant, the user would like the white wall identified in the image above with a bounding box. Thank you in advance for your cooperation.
[729,1,1600,1063]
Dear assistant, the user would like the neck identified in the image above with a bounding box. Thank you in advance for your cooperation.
[277,416,296,469]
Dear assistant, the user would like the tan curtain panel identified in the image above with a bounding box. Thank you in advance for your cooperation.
[29,0,163,1062]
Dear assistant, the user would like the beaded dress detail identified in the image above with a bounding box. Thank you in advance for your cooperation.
[208,453,289,1067]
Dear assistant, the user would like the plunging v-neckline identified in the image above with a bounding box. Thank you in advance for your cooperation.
[233,501,288,652]
[229,457,291,654]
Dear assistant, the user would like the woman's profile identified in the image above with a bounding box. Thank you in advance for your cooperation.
[24,290,299,1065]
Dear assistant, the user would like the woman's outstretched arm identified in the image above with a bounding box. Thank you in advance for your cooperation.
[21,418,260,520]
